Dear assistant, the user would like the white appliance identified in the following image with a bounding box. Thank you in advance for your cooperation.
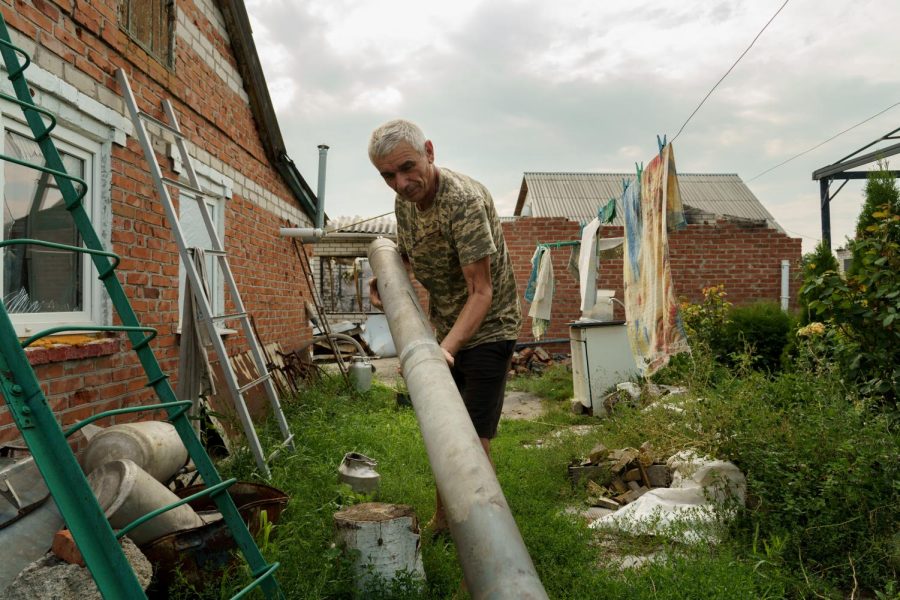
[570,320,637,416]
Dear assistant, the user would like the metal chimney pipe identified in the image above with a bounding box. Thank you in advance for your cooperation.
[315,144,329,230]
[367,238,548,600]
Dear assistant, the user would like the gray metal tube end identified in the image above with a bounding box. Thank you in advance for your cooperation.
[279,227,325,243]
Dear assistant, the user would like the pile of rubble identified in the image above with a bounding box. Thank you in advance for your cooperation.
[569,442,671,511]
[510,347,570,375]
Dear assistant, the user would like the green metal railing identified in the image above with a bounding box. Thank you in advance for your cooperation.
[0,14,283,599]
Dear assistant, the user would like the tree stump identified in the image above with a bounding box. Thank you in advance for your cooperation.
[333,502,425,591]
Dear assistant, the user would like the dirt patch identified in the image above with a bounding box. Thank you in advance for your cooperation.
[501,390,546,420]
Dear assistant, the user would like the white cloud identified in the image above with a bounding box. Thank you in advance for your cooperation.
[244,0,900,257]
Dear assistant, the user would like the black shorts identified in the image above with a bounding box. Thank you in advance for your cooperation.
[450,339,516,440]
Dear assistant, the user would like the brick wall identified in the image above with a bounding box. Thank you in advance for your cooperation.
[502,217,803,345]
[0,1,315,445]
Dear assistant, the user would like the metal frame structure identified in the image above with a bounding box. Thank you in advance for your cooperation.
[813,125,900,248]
[116,69,295,478]
[0,14,282,598]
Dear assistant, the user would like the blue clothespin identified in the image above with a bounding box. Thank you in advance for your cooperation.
[657,134,667,157]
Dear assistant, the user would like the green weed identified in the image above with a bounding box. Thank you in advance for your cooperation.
[177,348,898,598]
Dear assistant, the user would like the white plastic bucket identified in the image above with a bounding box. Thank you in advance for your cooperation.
[82,421,188,483]
[87,459,204,545]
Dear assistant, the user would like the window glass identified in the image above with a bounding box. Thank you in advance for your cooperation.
[3,129,85,313]
[180,194,224,319]
[119,0,174,67]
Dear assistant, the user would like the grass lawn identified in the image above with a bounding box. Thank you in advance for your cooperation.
[175,357,898,600]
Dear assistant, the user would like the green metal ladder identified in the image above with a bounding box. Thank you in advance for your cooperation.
[0,14,283,599]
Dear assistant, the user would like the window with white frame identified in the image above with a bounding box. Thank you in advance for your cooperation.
[177,186,226,331]
[0,115,104,337]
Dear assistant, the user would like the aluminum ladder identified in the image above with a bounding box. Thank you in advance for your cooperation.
[116,69,295,478]
[0,15,283,598]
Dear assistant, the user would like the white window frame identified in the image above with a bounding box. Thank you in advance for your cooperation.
[0,112,105,338]
[176,170,228,334]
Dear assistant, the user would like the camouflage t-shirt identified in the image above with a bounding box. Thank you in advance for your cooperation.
[395,167,522,348]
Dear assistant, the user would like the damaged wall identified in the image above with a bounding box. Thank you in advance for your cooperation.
[0,1,316,445]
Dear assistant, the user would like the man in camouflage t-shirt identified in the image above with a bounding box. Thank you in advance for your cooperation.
[368,119,522,534]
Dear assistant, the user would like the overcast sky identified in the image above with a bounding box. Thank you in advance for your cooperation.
[245,0,900,253]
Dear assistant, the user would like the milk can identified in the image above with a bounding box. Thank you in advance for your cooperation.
[348,356,373,392]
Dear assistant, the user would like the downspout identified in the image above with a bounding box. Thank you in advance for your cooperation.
[278,144,330,243]
[368,238,548,600]
[780,259,790,311]
[316,144,328,230]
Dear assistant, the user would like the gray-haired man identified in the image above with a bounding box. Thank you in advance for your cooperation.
[367,119,521,534]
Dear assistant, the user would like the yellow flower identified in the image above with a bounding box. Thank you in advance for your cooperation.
[797,322,825,337]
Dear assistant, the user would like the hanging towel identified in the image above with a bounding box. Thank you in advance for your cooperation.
[623,143,690,377]
[599,198,617,223]
[578,217,602,313]
[528,249,554,340]
[524,246,546,303]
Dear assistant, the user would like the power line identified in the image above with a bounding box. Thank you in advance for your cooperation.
[783,226,820,243]
[746,100,900,182]
[670,0,790,144]
[325,210,395,233]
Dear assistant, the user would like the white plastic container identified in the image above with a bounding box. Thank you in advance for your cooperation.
[87,459,204,545]
[82,421,188,483]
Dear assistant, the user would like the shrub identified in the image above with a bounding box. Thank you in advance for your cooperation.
[721,302,793,373]
[802,166,900,404]
[680,285,732,352]
[707,370,900,592]
[798,241,839,325]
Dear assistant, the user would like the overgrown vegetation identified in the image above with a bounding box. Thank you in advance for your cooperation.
[176,339,896,599]
[801,165,900,403]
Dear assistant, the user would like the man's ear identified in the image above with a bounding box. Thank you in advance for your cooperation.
[424,140,435,163]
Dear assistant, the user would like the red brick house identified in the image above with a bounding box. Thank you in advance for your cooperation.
[509,172,803,344]
[0,1,320,445]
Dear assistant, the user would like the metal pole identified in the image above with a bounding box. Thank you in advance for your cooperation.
[368,238,548,600]
[820,178,832,249]
[316,144,329,230]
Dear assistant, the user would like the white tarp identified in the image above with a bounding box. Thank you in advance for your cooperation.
[590,450,746,544]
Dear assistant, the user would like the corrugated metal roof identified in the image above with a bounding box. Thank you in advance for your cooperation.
[327,214,397,235]
[520,172,782,230]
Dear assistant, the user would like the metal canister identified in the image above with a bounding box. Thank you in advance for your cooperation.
[348,356,373,392]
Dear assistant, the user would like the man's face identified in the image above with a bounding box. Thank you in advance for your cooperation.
[373,140,436,206]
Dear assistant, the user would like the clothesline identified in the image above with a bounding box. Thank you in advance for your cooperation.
[537,240,580,249]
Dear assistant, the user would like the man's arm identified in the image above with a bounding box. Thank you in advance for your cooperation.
[439,255,492,366]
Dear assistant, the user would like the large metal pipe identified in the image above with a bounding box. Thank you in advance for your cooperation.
[368,238,548,600]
